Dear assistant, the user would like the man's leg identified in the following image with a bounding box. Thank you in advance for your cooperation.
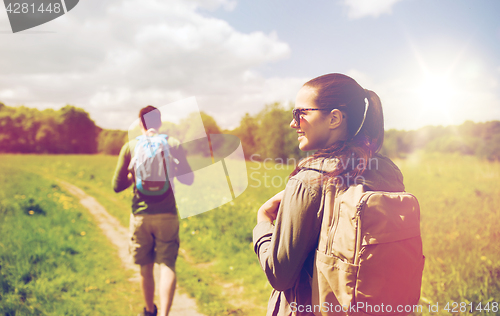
[158,263,176,316]
[140,263,156,313]
[152,213,179,316]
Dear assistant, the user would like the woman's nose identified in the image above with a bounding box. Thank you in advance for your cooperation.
[290,118,298,129]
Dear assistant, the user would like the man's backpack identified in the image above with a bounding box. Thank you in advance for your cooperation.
[312,184,425,316]
[129,133,171,196]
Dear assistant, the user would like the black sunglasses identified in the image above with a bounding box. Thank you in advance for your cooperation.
[292,108,332,128]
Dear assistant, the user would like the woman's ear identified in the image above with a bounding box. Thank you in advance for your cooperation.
[329,109,345,130]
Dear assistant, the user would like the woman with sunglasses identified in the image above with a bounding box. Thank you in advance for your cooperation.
[253,73,405,315]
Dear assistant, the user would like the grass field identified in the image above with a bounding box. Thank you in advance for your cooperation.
[1,152,499,315]
[395,153,500,314]
[0,158,144,315]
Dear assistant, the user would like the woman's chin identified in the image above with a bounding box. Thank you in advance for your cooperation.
[299,141,320,152]
[298,142,310,151]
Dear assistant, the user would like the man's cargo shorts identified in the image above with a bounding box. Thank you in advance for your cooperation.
[129,213,179,270]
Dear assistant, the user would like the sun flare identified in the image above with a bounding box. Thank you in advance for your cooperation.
[417,74,455,114]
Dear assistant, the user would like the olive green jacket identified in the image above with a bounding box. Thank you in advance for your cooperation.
[253,154,405,316]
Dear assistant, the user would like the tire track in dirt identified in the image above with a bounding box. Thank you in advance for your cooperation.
[58,179,205,316]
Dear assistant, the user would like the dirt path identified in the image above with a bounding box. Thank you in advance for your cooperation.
[58,179,205,316]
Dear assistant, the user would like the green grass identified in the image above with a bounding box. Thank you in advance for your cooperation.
[1,153,499,315]
[7,154,134,227]
[395,152,500,314]
[0,158,143,315]
[0,154,283,315]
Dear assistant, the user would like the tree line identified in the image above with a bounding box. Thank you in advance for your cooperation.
[0,103,99,154]
[382,121,500,161]
[1,102,499,161]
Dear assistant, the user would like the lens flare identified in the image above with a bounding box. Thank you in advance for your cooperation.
[417,74,455,113]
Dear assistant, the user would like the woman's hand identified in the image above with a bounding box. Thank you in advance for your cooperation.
[257,190,284,223]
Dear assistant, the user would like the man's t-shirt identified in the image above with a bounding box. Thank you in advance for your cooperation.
[112,136,191,215]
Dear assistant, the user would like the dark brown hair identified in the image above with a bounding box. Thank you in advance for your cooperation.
[139,105,162,130]
[290,73,384,189]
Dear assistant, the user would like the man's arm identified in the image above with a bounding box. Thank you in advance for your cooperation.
[112,142,133,192]
[170,141,194,185]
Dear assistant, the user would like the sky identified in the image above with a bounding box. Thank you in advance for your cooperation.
[1,0,499,131]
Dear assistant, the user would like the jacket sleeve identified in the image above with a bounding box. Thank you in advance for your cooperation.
[112,142,133,193]
[253,177,322,291]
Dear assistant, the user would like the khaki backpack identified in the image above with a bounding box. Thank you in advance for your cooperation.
[311,183,425,316]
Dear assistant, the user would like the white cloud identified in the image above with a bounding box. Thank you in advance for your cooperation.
[201,75,308,129]
[341,0,405,19]
[0,0,293,130]
[189,0,237,11]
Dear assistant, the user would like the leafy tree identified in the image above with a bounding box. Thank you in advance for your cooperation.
[232,113,258,159]
[254,103,290,160]
[58,105,98,153]
[229,103,309,162]
[1,100,500,161]
[34,111,59,153]
[0,104,98,154]
[97,129,127,155]
[200,111,221,135]
[0,106,39,153]
[176,111,222,157]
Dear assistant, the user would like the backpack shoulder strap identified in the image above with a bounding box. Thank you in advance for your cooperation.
[132,135,147,153]
[128,136,144,170]
[157,134,172,179]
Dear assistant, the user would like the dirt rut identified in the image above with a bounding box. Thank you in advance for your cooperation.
[58,179,205,316]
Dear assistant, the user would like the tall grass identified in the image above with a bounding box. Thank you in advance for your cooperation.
[1,154,280,315]
[395,152,500,314]
[1,153,499,315]
[0,158,143,315]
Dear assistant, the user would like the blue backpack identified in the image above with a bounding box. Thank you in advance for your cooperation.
[130,134,171,196]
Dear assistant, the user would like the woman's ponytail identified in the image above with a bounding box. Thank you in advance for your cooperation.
[355,89,384,153]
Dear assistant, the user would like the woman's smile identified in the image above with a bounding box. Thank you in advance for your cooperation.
[297,131,305,140]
